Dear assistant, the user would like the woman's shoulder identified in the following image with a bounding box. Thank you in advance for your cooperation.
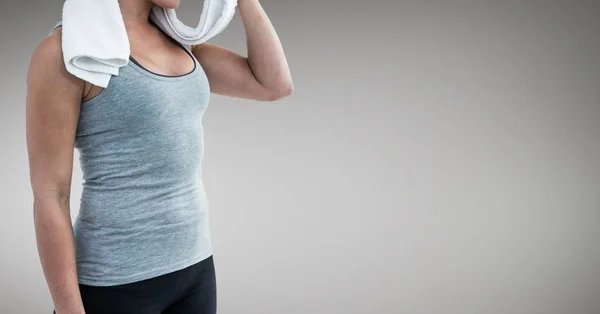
[29,29,67,78]
[28,28,87,101]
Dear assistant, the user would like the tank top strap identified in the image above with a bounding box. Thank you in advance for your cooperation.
[53,20,62,30]
[49,20,62,36]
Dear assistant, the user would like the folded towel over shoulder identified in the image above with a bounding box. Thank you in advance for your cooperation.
[56,0,237,88]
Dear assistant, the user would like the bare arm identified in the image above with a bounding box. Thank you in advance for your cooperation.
[26,30,86,314]
[191,0,293,101]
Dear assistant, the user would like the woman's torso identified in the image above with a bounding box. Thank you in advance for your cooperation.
[51,20,214,286]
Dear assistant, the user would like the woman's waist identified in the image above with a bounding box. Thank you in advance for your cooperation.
[79,158,203,187]
[77,182,209,226]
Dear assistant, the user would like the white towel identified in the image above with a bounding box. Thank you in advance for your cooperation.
[58,0,237,88]
[150,0,238,46]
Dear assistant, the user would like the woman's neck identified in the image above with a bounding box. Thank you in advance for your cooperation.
[119,0,154,26]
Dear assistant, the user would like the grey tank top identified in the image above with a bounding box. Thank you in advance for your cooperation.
[52,22,213,286]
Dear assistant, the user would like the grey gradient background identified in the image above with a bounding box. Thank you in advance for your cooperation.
[1,0,599,313]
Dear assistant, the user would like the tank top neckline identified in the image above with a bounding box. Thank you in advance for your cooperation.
[127,19,198,80]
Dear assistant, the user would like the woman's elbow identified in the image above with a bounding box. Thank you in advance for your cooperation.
[266,80,294,101]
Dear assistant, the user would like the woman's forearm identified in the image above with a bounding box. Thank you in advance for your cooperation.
[34,197,85,314]
[238,0,293,94]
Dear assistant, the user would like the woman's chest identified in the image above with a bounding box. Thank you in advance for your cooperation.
[76,67,210,136]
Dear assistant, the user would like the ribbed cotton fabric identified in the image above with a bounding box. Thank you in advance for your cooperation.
[65,26,213,286]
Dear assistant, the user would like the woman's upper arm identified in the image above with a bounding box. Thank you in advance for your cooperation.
[190,43,277,101]
[26,30,84,202]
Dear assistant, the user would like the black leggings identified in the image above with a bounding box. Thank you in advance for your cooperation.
[53,255,216,314]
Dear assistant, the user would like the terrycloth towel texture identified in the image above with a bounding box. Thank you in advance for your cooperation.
[58,0,237,88]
